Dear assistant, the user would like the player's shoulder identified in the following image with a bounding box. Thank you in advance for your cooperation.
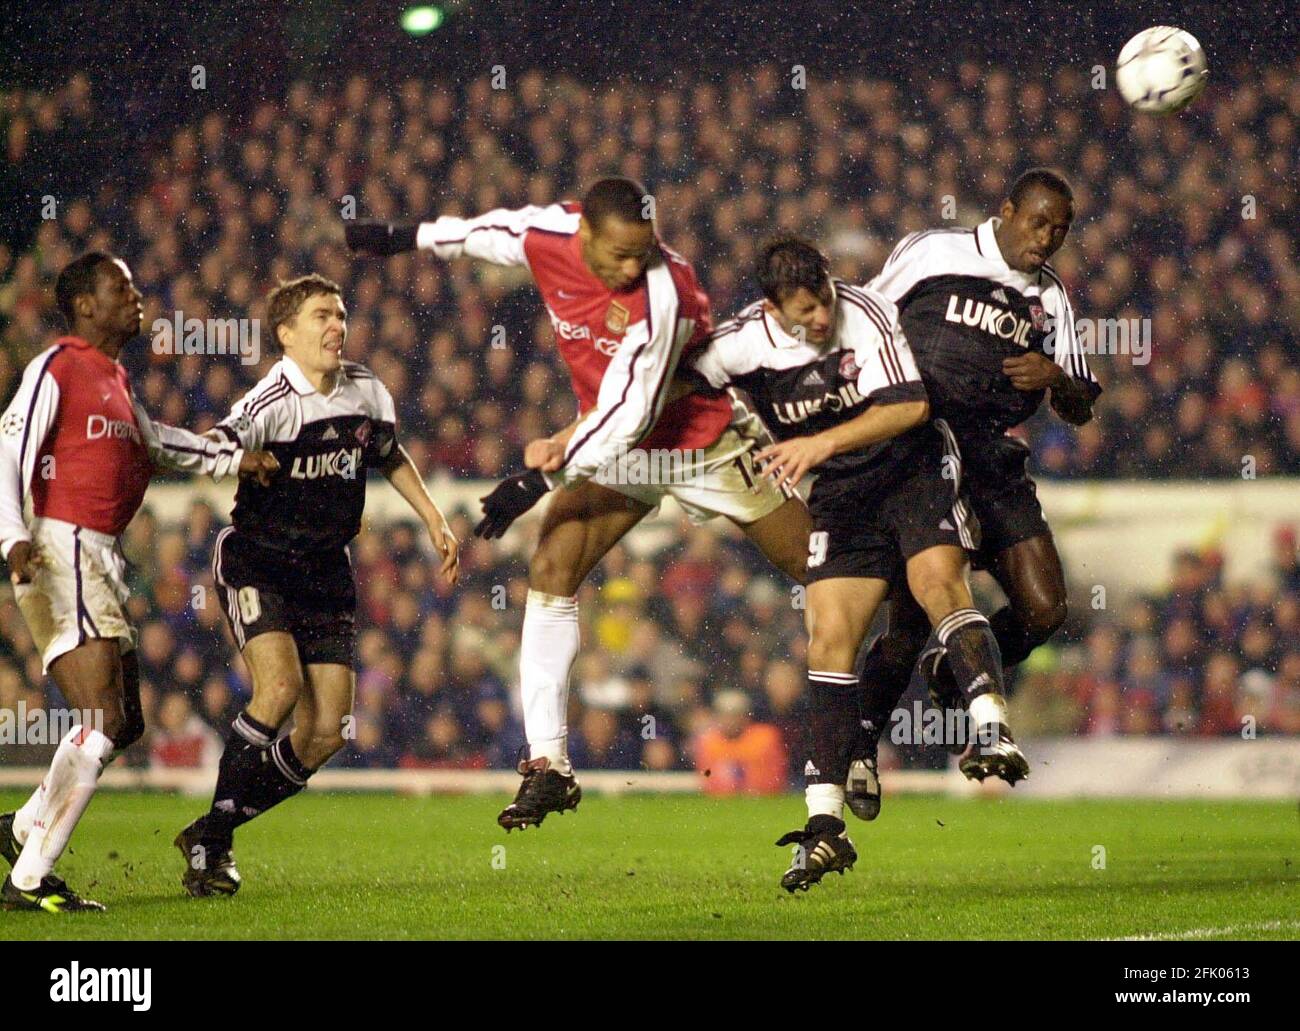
[885,226,976,268]
[32,340,76,377]
[656,242,710,310]
[837,280,900,338]
[709,299,766,345]
[234,362,295,417]
[523,203,582,238]
[1037,260,1069,293]
[342,361,396,416]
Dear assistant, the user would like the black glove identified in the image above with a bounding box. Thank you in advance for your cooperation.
[344,220,419,256]
[474,469,550,539]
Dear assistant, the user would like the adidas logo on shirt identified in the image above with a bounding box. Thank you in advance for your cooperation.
[804,760,821,777]
[321,424,339,440]
[803,369,824,386]
[991,288,1009,304]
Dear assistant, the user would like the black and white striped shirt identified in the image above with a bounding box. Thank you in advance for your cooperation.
[869,218,1100,439]
[691,279,933,505]
[214,357,397,559]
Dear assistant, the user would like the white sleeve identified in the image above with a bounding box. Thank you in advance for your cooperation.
[839,284,927,404]
[551,261,695,487]
[856,324,927,402]
[1040,269,1101,397]
[212,377,291,452]
[132,400,244,481]
[0,351,61,559]
[868,232,933,304]
[690,315,761,390]
[415,205,560,267]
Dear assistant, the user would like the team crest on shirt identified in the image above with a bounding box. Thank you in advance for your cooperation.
[605,301,630,334]
[838,352,860,381]
[354,419,372,446]
[1028,304,1048,331]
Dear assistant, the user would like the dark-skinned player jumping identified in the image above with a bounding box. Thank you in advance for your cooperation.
[847,168,1101,819]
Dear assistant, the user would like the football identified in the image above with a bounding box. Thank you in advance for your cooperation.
[1115,25,1209,113]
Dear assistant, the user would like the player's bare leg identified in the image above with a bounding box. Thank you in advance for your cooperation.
[905,545,1028,784]
[177,631,310,897]
[989,533,1067,666]
[2,638,129,912]
[733,496,811,583]
[499,479,651,831]
[777,575,887,891]
[290,663,355,770]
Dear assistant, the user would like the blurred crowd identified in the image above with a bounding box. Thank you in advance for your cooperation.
[1,64,1299,784]
[2,62,1299,479]
[1,497,1296,786]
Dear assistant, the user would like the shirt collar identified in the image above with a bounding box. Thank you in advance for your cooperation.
[54,335,118,366]
[976,217,1009,270]
[281,355,322,395]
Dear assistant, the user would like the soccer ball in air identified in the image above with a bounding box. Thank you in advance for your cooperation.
[1115,26,1208,114]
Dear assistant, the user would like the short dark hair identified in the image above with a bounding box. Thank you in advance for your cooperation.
[265,273,343,351]
[55,251,117,328]
[756,237,831,306]
[581,177,651,230]
[1008,168,1074,209]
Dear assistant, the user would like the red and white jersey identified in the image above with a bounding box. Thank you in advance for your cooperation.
[0,336,243,556]
[416,203,730,485]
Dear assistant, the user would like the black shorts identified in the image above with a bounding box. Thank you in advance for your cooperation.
[804,421,978,584]
[213,529,356,667]
[961,433,1051,566]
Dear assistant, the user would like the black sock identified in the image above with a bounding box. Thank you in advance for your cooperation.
[856,635,915,743]
[934,609,1004,702]
[195,710,278,842]
[807,671,861,786]
[243,735,311,818]
[990,606,1037,667]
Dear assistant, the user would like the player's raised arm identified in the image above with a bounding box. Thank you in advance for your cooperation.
[345,204,568,267]
[0,349,61,576]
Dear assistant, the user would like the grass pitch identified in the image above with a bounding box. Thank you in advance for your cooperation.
[2,790,1296,940]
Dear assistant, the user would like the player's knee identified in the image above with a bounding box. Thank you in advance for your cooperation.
[528,543,578,595]
[256,672,305,711]
[1022,595,1067,646]
[807,614,860,669]
[908,574,962,621]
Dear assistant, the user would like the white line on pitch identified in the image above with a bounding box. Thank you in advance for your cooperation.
[1102,920,1300,941]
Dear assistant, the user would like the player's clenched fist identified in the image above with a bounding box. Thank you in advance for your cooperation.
[5,540,42,585]
[237,450,280,487]
[475,469,549,539]
[344,220,419,256]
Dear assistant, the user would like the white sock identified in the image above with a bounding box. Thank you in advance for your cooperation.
[11,726,114,890]
[806,782,845,821]
[12,779,46,845]
[520,589,579,776]
[969,692,1009,729]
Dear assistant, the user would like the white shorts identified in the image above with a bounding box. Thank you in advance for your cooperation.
[592,407,791,526]
[13,517,136,673]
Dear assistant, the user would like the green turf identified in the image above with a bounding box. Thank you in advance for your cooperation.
[1,790,1296,940]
